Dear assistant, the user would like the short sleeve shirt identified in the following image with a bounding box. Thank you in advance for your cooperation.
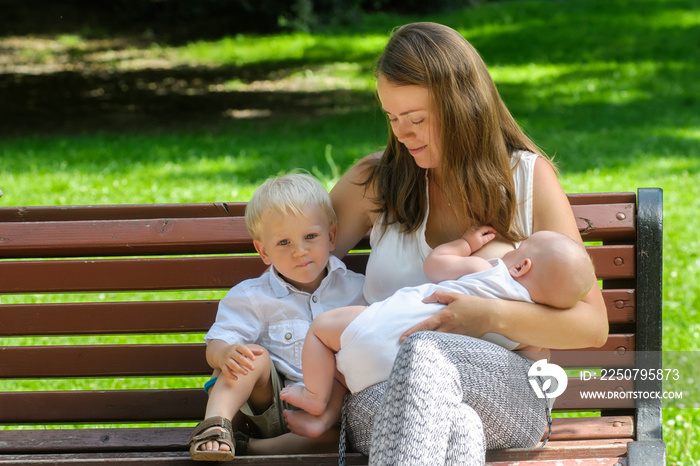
[205,255,367,383]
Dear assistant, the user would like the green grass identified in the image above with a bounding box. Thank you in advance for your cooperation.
[1,0,699,463]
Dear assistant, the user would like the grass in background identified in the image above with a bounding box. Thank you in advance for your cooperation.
[1,0,698,463]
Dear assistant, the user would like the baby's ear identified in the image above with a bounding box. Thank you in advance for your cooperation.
[509,258,532,278]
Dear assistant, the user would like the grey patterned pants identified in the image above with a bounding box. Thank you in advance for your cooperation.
[344,332,547,465]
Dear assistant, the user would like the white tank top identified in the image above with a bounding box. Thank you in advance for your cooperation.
[363,151,538,304]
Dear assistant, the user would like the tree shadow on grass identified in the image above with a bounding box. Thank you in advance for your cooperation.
[0,63,377,136]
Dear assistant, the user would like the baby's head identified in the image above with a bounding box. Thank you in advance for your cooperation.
[503,231,595,309]
[246,173,337,292]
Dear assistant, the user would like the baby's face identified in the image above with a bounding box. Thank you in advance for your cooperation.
[253,205,336,292]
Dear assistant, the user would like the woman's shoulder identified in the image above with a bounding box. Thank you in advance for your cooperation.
[511,149,539,166]
[330,151,383,257]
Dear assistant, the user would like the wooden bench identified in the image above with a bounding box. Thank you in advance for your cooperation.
[0,188,665,465]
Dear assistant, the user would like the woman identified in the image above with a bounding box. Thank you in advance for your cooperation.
[328,22,608,465]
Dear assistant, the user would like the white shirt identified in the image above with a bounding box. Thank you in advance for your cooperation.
[337,259,529,393]
[363,151,538,303]
[205,255,366,383]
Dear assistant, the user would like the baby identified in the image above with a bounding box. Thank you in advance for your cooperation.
[280,228,595,416]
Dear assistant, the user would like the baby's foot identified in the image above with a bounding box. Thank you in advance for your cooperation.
[280,385,327,416]
[283,408,333,438]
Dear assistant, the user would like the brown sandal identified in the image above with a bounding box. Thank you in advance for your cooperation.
[188,416,236,461]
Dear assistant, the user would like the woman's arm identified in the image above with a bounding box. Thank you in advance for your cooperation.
[329,153,381,259]
[402,158,609,349]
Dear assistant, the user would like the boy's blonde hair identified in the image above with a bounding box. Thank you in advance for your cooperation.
[245,173,337,240]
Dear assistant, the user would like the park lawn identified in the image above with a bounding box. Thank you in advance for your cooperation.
[0,0,698,464]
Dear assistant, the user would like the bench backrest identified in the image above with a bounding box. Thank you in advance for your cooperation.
[0,190,663,437]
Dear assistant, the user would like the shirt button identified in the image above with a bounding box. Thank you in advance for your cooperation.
[285,332,292,341]
[312,296,318,303]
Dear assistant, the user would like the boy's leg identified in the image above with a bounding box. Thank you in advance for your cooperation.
[280,306,365,415]
[199,345,274,453]
[248,425,341,455]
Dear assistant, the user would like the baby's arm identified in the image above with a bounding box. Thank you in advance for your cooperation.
[423,225,497,283]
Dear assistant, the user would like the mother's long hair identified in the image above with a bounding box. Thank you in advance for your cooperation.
[366,22,549,241]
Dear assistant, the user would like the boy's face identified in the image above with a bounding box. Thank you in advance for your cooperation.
[253,205,336,293]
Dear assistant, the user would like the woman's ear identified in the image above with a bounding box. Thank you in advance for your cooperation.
[253,239,273,265]
[509,258,532,278]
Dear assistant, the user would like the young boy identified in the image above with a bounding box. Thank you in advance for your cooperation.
[280,228,596,416]
[188,173,367,461]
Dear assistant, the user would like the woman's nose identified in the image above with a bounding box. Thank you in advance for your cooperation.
[394,121,413,142]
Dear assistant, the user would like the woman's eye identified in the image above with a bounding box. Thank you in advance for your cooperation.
[410,119,424,125]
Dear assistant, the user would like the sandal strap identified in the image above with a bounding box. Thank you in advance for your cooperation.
[188,416,233,444]
[233,431,250,456]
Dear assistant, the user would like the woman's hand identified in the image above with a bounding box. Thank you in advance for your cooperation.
[400,291,496,343]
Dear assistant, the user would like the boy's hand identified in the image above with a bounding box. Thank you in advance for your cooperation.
[220,344,264,380]
[463,225,497,253]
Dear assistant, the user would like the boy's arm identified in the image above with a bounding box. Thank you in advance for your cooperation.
[206,338,264,380]
[423,226,497,282]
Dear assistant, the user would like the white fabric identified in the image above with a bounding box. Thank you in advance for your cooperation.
[337,259,532,393]
[363,151,538,304]
[205,255,366,383]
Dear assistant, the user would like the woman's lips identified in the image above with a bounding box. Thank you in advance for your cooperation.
[407,145,426,156]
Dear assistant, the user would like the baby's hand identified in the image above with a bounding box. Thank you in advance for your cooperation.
[463,225,497,253]
[220,344,264,380]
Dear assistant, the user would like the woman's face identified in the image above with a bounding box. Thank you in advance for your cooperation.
[377,76,442,171]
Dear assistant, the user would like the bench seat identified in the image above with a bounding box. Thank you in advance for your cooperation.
[0,189,665,465]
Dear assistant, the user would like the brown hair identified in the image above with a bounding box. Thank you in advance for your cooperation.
[365,22,552,241]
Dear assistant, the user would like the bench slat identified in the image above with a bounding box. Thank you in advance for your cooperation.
[0,452,629,466]
[0,218,254,258]
[0,256,267,294]
[0,247,629,295]
[0,389,207,424]
[574,203,634,241]
[0,334,634,378]
[485,438,633,461]
[0,189,662,465]
[487,459,626,465]
[0,301,218,336]
[0,377,634,425]
[0,416,633,454]
[586,245,635,279]
[0,203,246,222]
[0,452,370,465]
[566,192,635,205]
[0,289,637,337]
[0,344,209,378]
[0,253,371,294]
[0,203,636,258]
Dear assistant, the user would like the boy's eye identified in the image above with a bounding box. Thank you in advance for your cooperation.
[278,239,289,246]
[305,233,318,240]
